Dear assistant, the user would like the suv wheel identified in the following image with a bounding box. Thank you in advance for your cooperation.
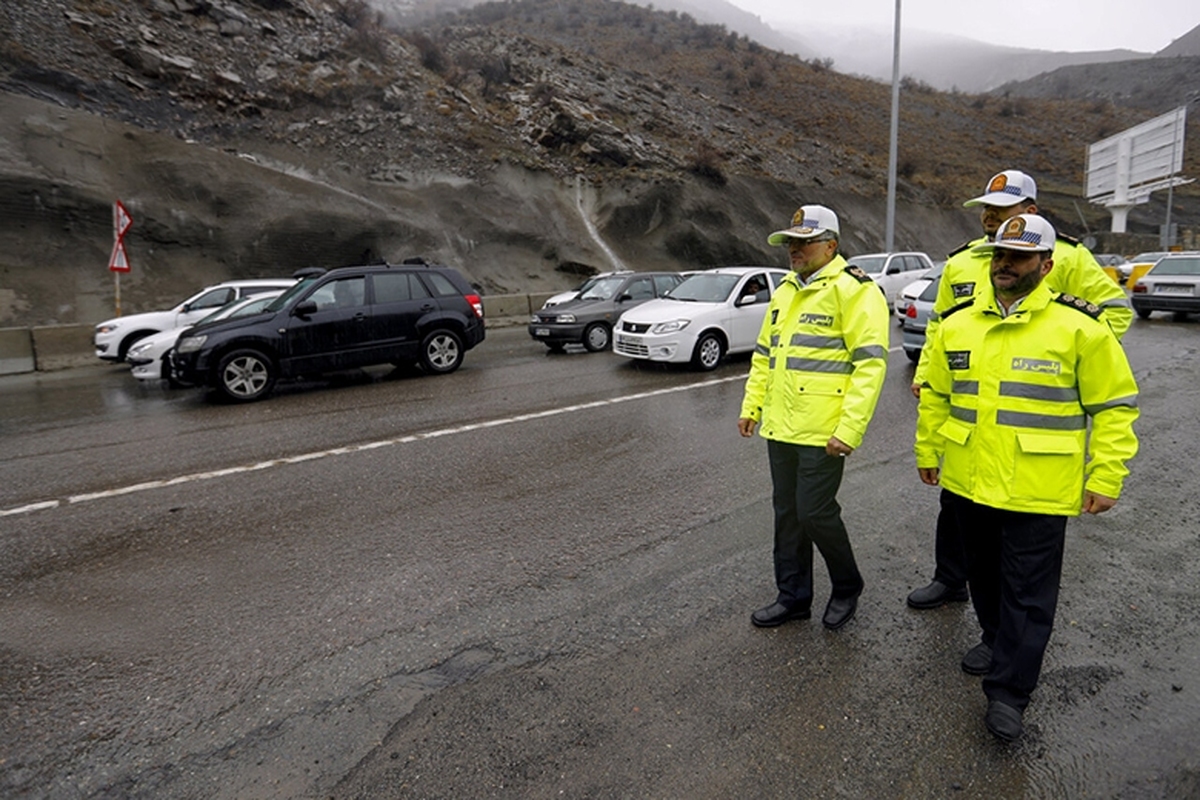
[691,332,725,371]
[582,322,611,352]
[420,329,464,373]
[216,349,276,402]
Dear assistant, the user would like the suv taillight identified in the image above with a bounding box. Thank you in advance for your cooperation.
[465,293,484,318]
[905,302,917,318]
[1130,282,1146,293]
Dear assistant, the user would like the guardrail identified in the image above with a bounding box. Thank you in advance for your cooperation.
[0,293,556,376]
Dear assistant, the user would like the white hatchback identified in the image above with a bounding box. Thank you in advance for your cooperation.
[613,267,788,370]
[845,251,934,308]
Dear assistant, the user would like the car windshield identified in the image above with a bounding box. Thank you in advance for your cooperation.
[195,295,276,326]
[918,277,941,302]
[665,273,741,302]
[1150,257,1200,276]
[847,256,886,274]
[578,276,626,301]
[1132,252,1170,262]
[266,277,320,312]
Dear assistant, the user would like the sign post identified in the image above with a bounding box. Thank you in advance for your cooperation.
[109,200,132,316]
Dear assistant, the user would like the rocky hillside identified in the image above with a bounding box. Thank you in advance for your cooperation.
[0,0,1197,326]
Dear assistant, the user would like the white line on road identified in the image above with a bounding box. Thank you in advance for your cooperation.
[2,375,748,518]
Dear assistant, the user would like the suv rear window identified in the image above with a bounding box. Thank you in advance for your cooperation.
[374,272,431,303]
[423,271,461,297]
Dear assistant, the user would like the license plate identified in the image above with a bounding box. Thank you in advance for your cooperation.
[534,327,550,336]
[617,335,642,347]
[1155,284,1193,295]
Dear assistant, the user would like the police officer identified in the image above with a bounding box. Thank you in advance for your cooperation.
[739,205,890,631]
[906,170,1133,611]
[915,214,1139,741]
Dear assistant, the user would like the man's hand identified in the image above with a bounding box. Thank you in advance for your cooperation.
[1083,491,1117,514]
[826,436,853,457]
[918,467,940,486]
[737,417,757,438]
[910,382,921,399]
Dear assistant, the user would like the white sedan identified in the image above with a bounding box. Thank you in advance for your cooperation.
[127,291,283,383]
[612,267,788,370]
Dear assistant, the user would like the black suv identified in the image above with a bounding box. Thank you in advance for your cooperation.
[171,262,485,401]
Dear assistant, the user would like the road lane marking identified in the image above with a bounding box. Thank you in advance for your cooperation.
[4,345,911,518]
[2,375,748,517]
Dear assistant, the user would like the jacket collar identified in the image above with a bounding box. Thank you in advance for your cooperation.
[978,276,1055,318]
[785,254,849,288]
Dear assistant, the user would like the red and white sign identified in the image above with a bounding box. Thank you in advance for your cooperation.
[109,200,133,273]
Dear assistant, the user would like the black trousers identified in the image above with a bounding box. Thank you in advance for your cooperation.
[932,487,969,590]
[767,440,864,609]
[948,490,1067,711]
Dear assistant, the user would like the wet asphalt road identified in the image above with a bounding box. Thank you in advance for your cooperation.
[1,321,1199,799]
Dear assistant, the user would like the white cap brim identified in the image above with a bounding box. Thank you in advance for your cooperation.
[767,228,833,246]
[963,192,1029,208]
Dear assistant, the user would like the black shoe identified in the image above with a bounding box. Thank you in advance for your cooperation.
[984,701,1024,742]
[751,602,811,628]
[906,580,969,609]
[822,592,860,630]
[961,642,993,675]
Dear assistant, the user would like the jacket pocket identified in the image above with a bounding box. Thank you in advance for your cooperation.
[1012,432,1083,504]
[937,417,974,482]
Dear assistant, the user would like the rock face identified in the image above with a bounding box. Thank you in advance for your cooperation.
[0,0,1193,325]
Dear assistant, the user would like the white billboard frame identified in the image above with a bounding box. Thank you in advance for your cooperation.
[1085,106,1192,233]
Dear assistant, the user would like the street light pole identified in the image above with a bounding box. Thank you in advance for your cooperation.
[885,0,901,252]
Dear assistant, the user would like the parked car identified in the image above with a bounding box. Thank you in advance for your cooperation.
[541,270,633,309]
[612,267,789,370]
[127,290,284,384]
[1125,251,1177,288]
[1130,253,1200,319]
[894,260,945,323]
[901,271,941,363]
[845,252,935,308]
[528,271,684,352]
[170,262,484,402]
[94,278,297,362]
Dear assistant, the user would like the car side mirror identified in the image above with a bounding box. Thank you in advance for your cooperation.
[617,293,633,302]
[886,264,901,275]
[293,300,318,316]
[737,294,757,306]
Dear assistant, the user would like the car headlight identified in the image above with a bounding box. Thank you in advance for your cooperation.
[554,313,576,323]
[95,323,119,334]
[176,334,207,354]
[127,341,153,357]
[652,319,690,334]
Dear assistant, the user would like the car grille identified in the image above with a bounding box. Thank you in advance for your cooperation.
[621,321,650,333]
[615,340,649,357]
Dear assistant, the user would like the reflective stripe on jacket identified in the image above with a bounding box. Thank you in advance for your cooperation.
[915,280,1139,515]
[740,255,890,449]
[914,236,1132,385]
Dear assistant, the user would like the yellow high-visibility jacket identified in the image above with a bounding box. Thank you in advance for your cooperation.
[914,235,1132,385]
[915,280,1139,516]
[741,255,890,449]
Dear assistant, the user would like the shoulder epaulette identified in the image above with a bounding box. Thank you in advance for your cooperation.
[947,239,975,257]
[1056,232,1082,247]
[844,265,874,284]
[940,297,975,320]
[1054,293,1102,319]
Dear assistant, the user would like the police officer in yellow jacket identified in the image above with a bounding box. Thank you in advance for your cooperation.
[739,205,890,631]
[906,170,1133,612]
[915,214,1138,742]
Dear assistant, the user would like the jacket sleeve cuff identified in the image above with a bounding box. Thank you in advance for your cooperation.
[833,422,864,450]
